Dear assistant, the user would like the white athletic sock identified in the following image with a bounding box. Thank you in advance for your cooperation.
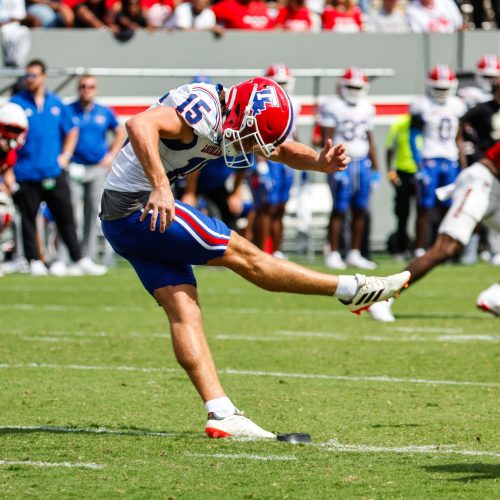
[205,396,236,418]
[334,275,359,301]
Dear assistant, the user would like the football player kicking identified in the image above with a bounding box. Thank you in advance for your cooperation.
[100,76,410,439]
[369,140,500,322]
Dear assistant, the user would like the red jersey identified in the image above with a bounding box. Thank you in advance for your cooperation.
[485,141,500,170]
[321,5,363,32]
[274,6,312,31]
[0,149,16,173]
[212,0,273,30]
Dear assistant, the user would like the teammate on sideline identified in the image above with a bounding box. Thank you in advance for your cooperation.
[100,76,410,439]
[319,66,380,270]
[410,64,466,257]
[370,140,500,322]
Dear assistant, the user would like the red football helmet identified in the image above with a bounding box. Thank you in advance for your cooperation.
[476,54,500,92]
[0,102,28,153]
[427,64,458,103]
[339,66,369,105]
[265,63,295,93]
[221,77,294,168]
[0,192,14,234]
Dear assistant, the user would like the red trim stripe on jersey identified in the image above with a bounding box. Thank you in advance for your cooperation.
[175,203,229,247]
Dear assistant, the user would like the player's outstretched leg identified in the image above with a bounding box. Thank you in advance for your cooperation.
[154,284,275,439]
[208,231,410,315]
[369,233,462,321]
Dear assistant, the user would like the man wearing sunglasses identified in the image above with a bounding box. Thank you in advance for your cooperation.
[10,59,106,276]
[67,75,125,264]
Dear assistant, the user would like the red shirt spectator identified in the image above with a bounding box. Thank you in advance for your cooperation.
[274,0,312,31]
[212,0,273,30]
[322,0,363,32]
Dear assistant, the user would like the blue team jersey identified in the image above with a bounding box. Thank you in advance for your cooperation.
[197,157,234,192]
[67,101,119,165]
[11,90,76,182]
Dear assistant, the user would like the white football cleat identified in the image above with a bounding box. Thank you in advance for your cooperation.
[476,283,500,317]
[341,271,411,315]
[205,410,275,439]
[325,251,347,270]
[74,257,108,276]
[30,259,49,276]
[368,297,395,322]
[0,257,29,274]
[49,260,68,277]
[272,250,288,260]
[345,249,377,270]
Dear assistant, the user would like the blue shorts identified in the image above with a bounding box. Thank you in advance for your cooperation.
[328,157,372,213]
[250,160,294,209]
[417,158,459,209]
[101,200,231,295]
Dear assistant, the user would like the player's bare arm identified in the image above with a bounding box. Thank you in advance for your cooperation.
[127,106,193,232]
[272,139,350,174]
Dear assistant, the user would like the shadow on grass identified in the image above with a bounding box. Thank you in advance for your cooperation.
[423,463,500,482]
[0,425,197,439]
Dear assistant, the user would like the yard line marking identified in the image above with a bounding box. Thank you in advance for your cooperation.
[1,362,498,388]
[215,332,500,344]
[221,369,500,387]
[185,452,297,461]
[1,330,169,339]
[0,303,347,316]
[20,336,86,343]
[0,363,175,373]
[391,327,463,334]
[319,440,500,458]
[0,425,181,438]
[0,459,104,469]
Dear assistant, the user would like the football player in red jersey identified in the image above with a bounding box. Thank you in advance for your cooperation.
[100,76,410,439]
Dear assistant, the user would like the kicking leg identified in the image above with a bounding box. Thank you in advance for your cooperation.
[208,231,410,313]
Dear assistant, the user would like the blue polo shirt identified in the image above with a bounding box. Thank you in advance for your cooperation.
[11,90,75,182]
[67,101,119,165]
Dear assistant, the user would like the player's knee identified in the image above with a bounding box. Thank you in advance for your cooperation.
[431,234,460,261]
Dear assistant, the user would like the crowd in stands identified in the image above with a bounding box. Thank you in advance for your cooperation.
[0,0,498,40]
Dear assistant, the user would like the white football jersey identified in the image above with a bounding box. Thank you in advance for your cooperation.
[318,95,374,159]
[105,83,223,193]
[458,86,492,110]
[410,95,466,160]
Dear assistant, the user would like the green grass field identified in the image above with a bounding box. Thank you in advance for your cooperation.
[1,258,499,498]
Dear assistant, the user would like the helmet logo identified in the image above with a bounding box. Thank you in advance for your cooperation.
[252,86,279,116]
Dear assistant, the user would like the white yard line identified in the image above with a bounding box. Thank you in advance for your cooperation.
[215,331,500,344]
[391,327,463,334]
[0,425,180,437]
[0,459,103,469]
[20,336,85,343]
[319,440,500,458]
[1,362,498,387]
[0,303,485,318]
[185,452,297,461]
